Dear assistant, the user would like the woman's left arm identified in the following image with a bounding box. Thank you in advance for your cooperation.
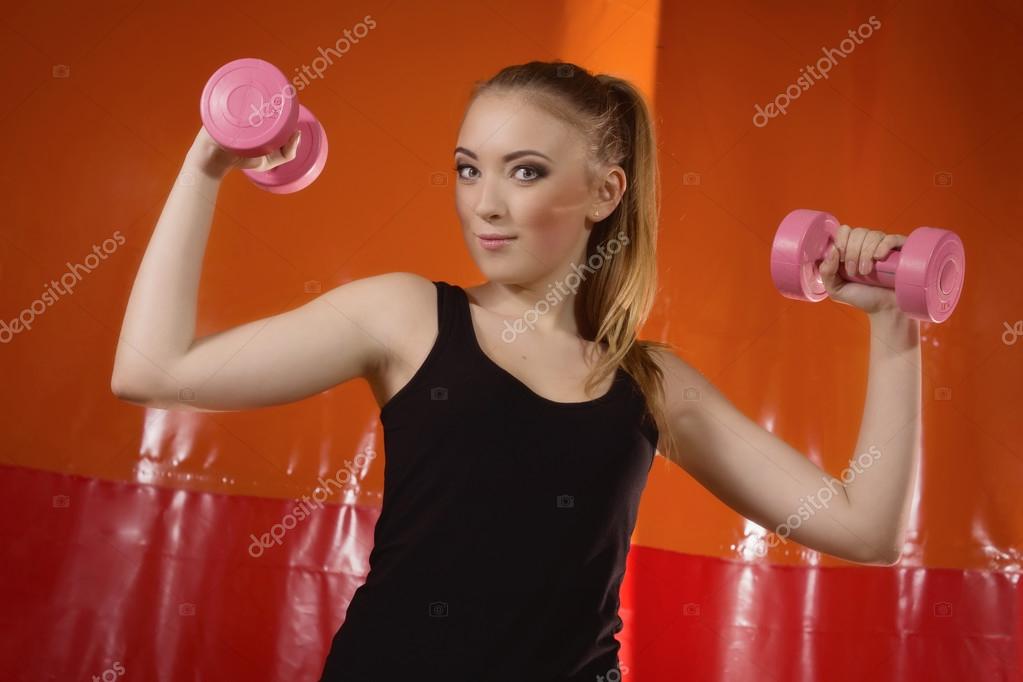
[841,305,921,563]
[656,225,921,566]
[821,225,922,563]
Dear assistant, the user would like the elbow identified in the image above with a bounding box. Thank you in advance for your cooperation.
[110,374,209,412]
[110,372,153,405]
[854,541,902,566]
[870,532,905,566]
[870,548,903,567]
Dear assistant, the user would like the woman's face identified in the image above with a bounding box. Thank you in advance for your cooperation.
[453,91,601,286]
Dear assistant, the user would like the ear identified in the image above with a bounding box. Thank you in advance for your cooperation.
[592,164,627,218]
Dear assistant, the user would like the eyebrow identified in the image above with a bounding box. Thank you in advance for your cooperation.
[453,147,553,163]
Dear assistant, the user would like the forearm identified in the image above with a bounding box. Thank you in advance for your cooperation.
[111,140,230,390]
[843,307,922,562]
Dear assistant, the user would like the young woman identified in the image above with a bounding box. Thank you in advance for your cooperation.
[112,60,920,681]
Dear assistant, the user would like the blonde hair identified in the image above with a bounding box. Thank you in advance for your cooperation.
[469,60,679,461]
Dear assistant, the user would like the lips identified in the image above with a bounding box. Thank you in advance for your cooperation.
[476,233,516,251]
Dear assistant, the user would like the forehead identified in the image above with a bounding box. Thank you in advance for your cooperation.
[456,91,586,160]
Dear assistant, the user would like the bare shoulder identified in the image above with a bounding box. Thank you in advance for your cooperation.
[645,343,695,380]
[322,271,435,322]
[322,270,437,356]
[322,272,439,408]
[644,343,715,417]
[642,342,740,467]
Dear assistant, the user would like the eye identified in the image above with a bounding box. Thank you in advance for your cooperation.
[452,163,548,183]
[513,165,546,182]
[454,163,478,180]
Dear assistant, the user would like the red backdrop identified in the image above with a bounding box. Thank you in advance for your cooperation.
[1,1,1020,680]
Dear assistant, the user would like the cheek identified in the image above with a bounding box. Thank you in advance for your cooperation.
[514,192,581,251]
[454,193,472,223]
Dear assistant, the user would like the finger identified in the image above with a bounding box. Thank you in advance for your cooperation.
[239,147,275,171]
[285,130,302,159]
[844,227,868,278]
[873,234,906,262]
[834,224,851,261]
[819,242,841,294]
[858,230,886,275]
[238,156,262,171]
[261,149,284,170]
[230,132,302,172]
[267,132,300,168]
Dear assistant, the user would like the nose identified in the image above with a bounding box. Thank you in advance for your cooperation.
[472,178,505,223]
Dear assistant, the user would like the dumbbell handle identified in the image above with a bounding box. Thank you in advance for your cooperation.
[819,214,900,289]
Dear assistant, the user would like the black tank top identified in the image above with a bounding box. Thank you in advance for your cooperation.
[320,280,658,681]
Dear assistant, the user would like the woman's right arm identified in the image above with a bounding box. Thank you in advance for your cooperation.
[110,129,415,412]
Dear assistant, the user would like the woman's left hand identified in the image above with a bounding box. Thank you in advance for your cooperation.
[819,224,907,316]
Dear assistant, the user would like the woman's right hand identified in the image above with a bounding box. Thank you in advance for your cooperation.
[188,126,302,180]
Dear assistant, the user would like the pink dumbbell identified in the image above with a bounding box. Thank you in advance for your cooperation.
[199,57,328,193]
[770,209,965,323]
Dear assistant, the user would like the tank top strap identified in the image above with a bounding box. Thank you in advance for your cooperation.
[430,280,477,361]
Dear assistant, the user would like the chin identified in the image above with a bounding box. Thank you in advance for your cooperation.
[471,258,523,281]
[475,265,518,282]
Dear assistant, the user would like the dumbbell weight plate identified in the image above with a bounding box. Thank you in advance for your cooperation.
[200,57,299,158]
[895,227,965,323]
[770,209,835,303]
